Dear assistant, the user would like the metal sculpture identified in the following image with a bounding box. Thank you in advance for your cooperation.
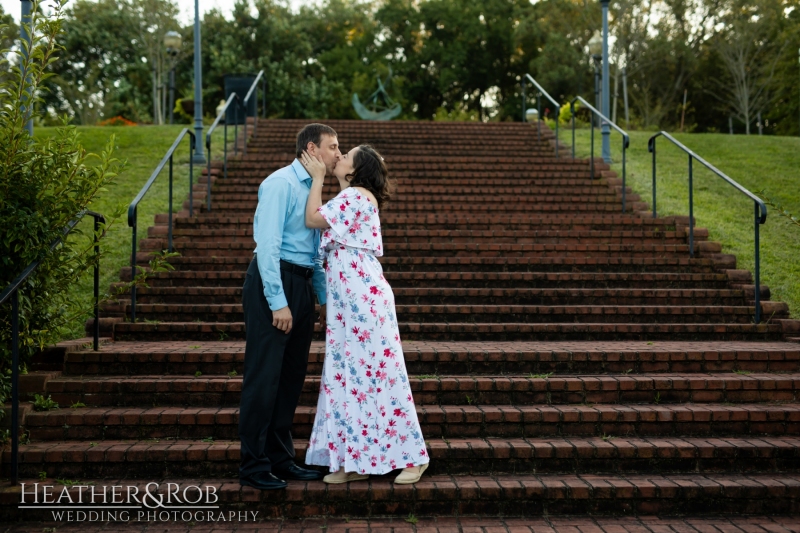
[352,70,402,121]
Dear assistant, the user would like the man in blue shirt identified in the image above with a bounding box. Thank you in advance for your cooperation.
[239,123,341,490]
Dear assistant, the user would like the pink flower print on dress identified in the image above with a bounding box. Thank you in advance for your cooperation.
[305,189,428,475]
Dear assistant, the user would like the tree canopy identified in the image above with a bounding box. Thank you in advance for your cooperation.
[7,0,798,134]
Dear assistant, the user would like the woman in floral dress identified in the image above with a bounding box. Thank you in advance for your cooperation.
[300,145,429,485]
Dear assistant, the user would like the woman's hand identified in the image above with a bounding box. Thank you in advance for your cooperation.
[300,150,326,181]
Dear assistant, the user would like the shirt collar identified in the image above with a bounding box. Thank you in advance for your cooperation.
[291,159,312,183]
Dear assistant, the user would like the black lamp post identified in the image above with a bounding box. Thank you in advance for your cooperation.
[600,0,611,163]
[192,0,205,164]
[164,31,182,125]
[20,0,33,136]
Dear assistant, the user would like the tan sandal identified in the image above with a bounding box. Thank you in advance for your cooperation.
[393,463,429,484]
[322,467,369,484]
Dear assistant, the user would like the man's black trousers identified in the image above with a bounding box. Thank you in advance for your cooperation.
[239,256,315,478]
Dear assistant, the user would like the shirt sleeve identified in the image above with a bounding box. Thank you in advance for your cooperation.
[254,178,290,311]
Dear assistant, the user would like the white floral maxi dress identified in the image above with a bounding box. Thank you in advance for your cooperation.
[304,188,429,475]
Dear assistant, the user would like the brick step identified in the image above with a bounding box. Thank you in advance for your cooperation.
[62,340,800,376]
[205,193,635,205]
[209,169,599,180]
[224,155,587,169]
[9,436,800,480]
[246,136,542,146]
[226,151,575,162]
[43,373,800,408]
[127,287,751,307]
[1,517,794,533]
[120,271,736,291]
[165,214,681,230]
[4,473,798,519]
[22,403,800,441]
[190,202,643,215]
[210,184,628,195]
[140,241,706,258]
[214,177,614,187]
[130,256,724,274]
[126,303,773,324]
[110,321,785,342]
[153,228,692,245]
[245,146,559,157]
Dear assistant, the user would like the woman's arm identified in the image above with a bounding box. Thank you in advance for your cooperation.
[301,151,331,229]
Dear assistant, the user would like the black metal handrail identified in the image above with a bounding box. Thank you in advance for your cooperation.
[570,96,630,211]
[521,74,560,158]
[127,129,195,322]
[648,131,768,323]
[242,70,266,156]
[205,93,242,212]
[0,209,105,484]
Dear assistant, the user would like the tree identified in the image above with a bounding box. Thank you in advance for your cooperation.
[709,0,786,134]
[1,0,121,378]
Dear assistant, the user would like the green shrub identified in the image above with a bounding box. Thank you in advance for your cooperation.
[0,2,121,384]
[32,394,59,411]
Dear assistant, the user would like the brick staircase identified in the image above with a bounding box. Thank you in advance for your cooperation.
[3,119,800,527]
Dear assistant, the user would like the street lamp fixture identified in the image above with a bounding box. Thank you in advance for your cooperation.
[164,31,182,125]
[588,31,603,59]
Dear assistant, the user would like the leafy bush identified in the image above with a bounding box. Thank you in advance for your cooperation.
[0,2,121,379]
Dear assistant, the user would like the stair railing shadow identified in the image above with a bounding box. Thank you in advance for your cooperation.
[0,210,105,484]
[570,96,630,211]
[127,129,196,323]
[648,131,768,323]
[521,74,560,158]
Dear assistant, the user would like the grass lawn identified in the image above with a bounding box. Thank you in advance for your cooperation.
[33,124,240,339]
[559,126,800,318]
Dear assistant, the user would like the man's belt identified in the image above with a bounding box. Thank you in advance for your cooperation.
[279,259,314,279]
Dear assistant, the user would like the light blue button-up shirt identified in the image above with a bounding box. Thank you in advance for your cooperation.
[253,159,326,310]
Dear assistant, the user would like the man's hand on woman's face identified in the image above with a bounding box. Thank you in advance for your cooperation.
[300,150,327,182]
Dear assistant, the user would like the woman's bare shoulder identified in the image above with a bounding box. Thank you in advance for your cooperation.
[352,186,379,208]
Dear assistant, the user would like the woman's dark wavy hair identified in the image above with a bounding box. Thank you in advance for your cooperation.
[346,145,392,209]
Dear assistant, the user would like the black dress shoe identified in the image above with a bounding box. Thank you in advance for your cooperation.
[240,472,287,490]
[272,463,325,481]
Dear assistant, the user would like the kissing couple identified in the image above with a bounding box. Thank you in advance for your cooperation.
[237,123,429,490]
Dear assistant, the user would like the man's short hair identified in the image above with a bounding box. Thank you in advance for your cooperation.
[296,123,338,158]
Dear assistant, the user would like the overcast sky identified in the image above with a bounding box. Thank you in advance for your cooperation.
[1,0,311,25]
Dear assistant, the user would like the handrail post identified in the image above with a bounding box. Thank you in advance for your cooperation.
[206,135,212,213]
[243,102,248,156]
[651,138,657,218]
[536,92,541,141]
[590,118,595,180]
[754,202,761,324]
[130,212,137,323]
[169,155,174,250]
[10,290,19,485]
[688,155,694,258]
[224,117,228,180]
[187,149,193,218]
[622,138,627,213]
[521,79,526,122]
[555,119,559,159]
[262,78,266,118]
[93,215,100,351]
[571,103,576,159]
[234,99,239,156]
